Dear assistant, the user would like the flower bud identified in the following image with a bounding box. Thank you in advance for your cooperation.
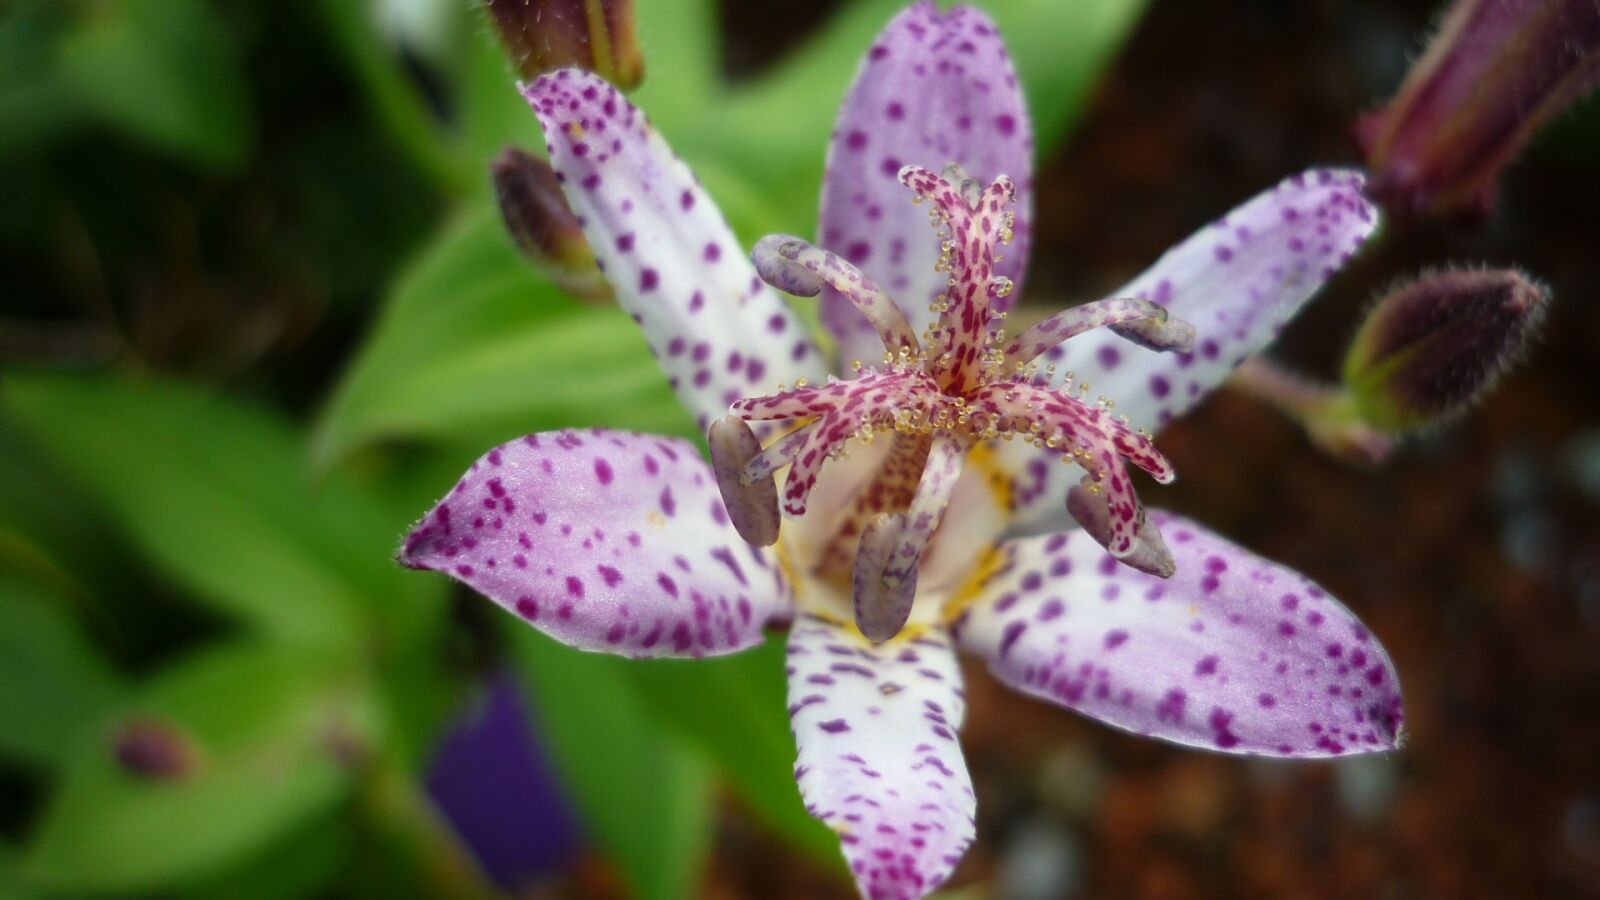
[492,146,612,303]
[484,0,643,89]
[113,716,200,780]
[1343,268,1548,431]
[1355,0,1600,221]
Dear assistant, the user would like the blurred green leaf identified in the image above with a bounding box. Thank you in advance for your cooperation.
[3,375,438,651]
[511,628,712,900]
[56,0,254,169]
[24,642,363,894]
[177,811,349,900]
[0,3,86,161]
[316,207,694,471]
[629,0,719,138]
[309,0,465,191]
[0,840,38,900]
[0,575,124,770]
[626,641,840,867]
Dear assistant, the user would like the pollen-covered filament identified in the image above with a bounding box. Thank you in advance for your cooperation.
[711,164,1194,642]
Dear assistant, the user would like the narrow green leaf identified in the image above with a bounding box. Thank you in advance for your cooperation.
[316,207,694,471]
[176,812,349,900]
[0,575,124,770]
[625,641,841,866]
[23,643,364,894]
[510,627,713,900]
[3,375,438,650]
[308,0,466,191]
[56,0,253,169]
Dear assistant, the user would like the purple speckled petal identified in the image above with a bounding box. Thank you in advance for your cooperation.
[787,615,975,900]
[1060,168,1378,429]
[1000,168,1379,534]
[523,71,825,430]
[819,2,1034,366]
[951,510,1403,758]
[400,428,791,659]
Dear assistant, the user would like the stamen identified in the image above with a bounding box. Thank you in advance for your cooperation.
[708,416,780,546]
[1066,479,1175,576]
[1003,297,1196,369]
[852,433,967,642]
[710,162,1203,640]
[752,235,920,357]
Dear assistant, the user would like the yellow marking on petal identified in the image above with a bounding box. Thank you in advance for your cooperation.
[939,544,1009,625]
[565,121,586,139]
[966,441,1014,520]
[774,536,802,603]
[646,510,666,528]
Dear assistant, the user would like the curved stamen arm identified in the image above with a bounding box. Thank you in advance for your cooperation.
[971,381,1175,484]
[752,235,920,357]
[898,165,1016,395]
[1002,298,1196,369]
[853,432,968,642]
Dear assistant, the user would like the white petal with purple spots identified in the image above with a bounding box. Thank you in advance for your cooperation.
[951,510,1403,757]
[400,428,791,658]
[523,70,825,430]
[787,616,974,900]
[818,2,1034,366]
[1000,168,1379,534]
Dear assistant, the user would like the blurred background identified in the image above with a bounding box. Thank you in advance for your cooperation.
[2,0,1598,897]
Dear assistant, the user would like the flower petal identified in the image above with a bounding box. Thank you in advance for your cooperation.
[999,168,1379,534]
[819,2,1034,365]
[787,615,975,899]
[1058,168,1378,430]
[523,71,825,430]
[400,428,791,658]
[951,510,1403,757]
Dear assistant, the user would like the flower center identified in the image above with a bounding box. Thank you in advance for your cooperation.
[710,164,1195,642]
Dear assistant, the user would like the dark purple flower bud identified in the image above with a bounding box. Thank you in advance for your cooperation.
[112,716,199,780]
[484,0,643,89]
[492,146,612,303]
[1344,268,1548,430]
[1355,0,1600,221]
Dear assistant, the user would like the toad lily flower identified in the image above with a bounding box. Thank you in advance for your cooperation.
[399,4,1403,898]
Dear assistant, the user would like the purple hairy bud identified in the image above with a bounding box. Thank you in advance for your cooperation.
[1355,0,1600,221]
[492,146,612,303]
[484,0,643,89]
[112,717,199,780]
[1344,268,1548,430]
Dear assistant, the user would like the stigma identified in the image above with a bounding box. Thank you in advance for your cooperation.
[711,164,1194,642]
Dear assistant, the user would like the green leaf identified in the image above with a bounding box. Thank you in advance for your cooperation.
[308,0,466,192]
[0,575,123,770]
[176,811,348,900]
[0,3,87,162]
[56,0,253,169]
[315,207,694,472]
[624,641,840,866]
[23,642,364,894]
[0,840,39,900]
[2,375,438,651]
[510,628,712,900]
